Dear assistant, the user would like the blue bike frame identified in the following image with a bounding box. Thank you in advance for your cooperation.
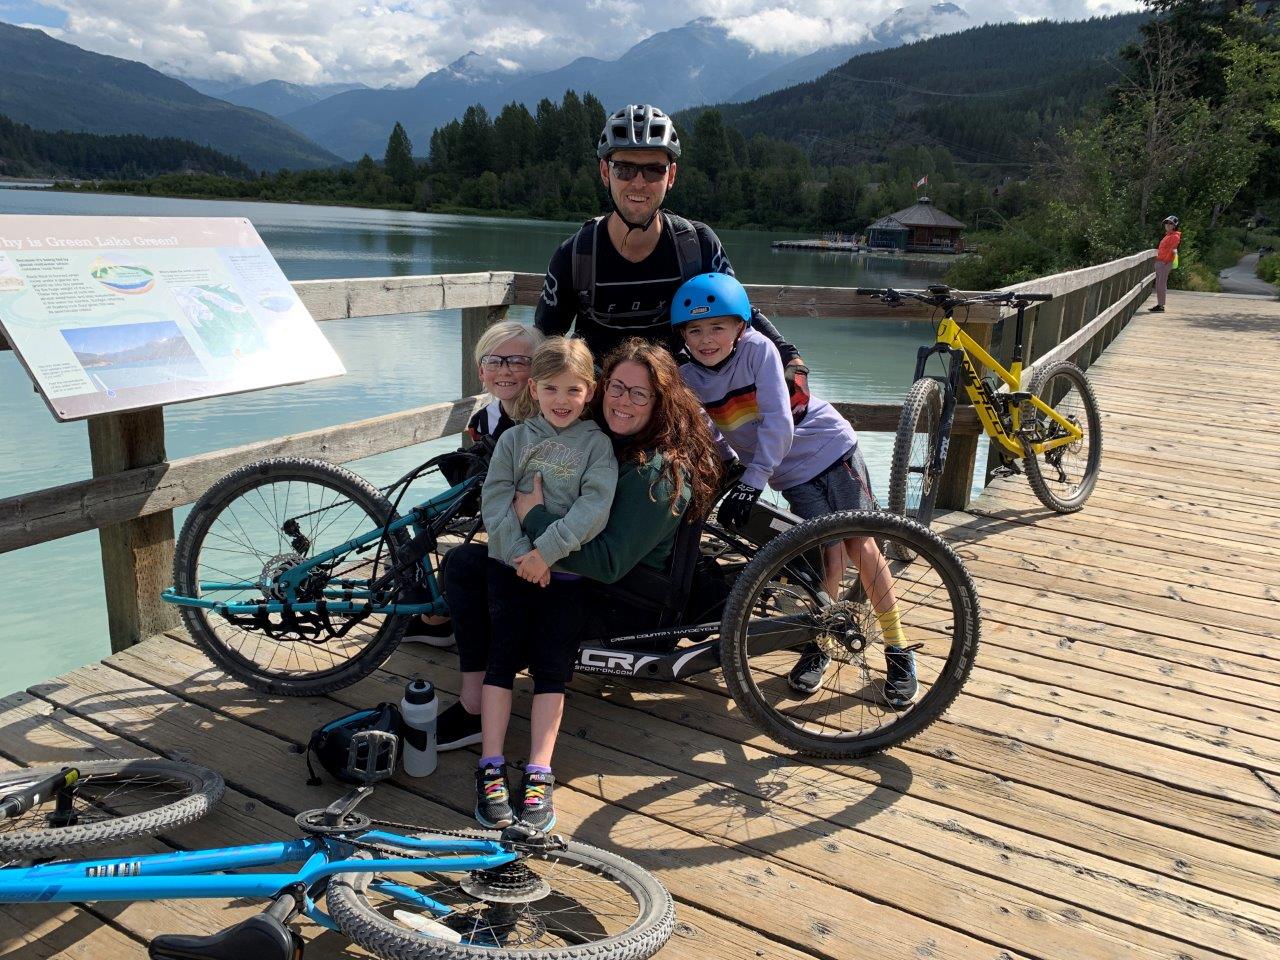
[160,475,479,619]
[0,831,514,930]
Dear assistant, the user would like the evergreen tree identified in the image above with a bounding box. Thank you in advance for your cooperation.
[457,105,493,178]
[689,109,734,180]
[383,122,415,196]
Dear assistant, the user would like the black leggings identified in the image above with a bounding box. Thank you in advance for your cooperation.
[441,543,586,695]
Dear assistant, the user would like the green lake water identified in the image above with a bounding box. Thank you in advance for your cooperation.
[0,190,951,695]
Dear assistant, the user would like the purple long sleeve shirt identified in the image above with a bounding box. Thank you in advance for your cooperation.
[679,327,858,491]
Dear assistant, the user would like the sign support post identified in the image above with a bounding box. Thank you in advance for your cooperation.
[87,407,179,651]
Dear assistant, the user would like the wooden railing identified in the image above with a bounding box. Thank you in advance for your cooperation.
[0,251,1154,653]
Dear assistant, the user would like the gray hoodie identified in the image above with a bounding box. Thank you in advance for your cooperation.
[482,414,618,567]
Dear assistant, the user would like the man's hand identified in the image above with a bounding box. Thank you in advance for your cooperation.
[718,481,761,529]
[785,360,810,424]
[514,548,551,587]
[514,472,545,522]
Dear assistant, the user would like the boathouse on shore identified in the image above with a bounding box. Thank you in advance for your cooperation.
[866,197,966,253]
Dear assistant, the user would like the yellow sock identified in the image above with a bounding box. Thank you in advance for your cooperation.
[876,607,907,648]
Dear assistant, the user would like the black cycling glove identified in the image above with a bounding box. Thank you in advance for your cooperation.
[718,481,762,528]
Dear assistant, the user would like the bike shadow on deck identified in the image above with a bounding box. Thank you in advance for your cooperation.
[21,641,917,885]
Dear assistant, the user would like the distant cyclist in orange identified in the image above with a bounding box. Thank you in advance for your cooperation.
[1149,215,1181,313]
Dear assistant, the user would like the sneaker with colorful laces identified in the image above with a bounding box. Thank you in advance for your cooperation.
[519,769,556,832]
[475,762,514,829]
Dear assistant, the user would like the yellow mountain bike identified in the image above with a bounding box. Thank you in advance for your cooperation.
[857,285,1103,536]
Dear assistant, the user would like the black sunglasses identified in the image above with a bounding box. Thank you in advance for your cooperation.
[609,160,670,184]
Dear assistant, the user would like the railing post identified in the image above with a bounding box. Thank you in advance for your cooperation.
[460,304,511,398]
[87,408,178,652]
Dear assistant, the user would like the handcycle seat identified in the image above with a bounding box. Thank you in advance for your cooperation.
[594,513,705,632]
[149,912,302,960]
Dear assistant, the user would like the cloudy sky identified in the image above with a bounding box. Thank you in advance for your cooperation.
[0,0,1145,87]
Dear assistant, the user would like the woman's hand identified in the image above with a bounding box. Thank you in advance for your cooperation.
[513,548,551,587]
[514,472,545,522]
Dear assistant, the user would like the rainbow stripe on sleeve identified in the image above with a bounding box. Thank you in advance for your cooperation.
[705,383,760,432]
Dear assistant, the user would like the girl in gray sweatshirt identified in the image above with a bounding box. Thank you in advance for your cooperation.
[473,337,616,832]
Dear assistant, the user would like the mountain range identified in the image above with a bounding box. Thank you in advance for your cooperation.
[0,5,1139,173]
[0,21,340,170]
[279,4,974,160]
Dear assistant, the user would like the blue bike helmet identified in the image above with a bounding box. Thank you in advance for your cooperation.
[670,273,752,327]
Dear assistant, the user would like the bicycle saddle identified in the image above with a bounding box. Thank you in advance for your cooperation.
[148,913,302,960]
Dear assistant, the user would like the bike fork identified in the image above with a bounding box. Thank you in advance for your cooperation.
[913,344,966,477]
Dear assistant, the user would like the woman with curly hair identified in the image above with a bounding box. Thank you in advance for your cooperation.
[437,339,721,780]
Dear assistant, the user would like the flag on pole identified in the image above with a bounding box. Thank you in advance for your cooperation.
[915,175,928,189]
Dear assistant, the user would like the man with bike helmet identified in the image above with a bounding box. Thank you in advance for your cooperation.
[534,103,812,422]
[1149,215,1181,313]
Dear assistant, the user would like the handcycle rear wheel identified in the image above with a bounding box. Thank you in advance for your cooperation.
[719,511,979,758]
[173,457,412,696]
[1021,360,1103,512]
[0,759,223,859]
[327,830,674,959]
[887,376,945,559]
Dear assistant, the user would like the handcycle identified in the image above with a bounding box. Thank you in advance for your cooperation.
[0,753,674,959]
[162,441,981,759]
[856,285,1103,546]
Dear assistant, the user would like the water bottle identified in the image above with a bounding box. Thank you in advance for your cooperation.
[400,678,438,777]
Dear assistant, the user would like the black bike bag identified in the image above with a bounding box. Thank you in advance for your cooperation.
[305,703,402,786]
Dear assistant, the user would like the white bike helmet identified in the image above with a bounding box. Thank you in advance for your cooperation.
[597,105,681,160]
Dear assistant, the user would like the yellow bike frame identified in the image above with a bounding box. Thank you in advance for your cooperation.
[935,315,1083,458]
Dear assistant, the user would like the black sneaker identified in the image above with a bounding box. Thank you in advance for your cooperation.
[519,769,556,832]
[402,617,454,648]
[787,642,830,694]
[475,762,514,829]
[1147,304,1164,313]
[437,701,483,752]
[884,646,919,709]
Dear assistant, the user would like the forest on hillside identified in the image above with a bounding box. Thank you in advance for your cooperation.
[0,115,252,179]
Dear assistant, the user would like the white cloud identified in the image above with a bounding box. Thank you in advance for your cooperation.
[20,0,1146,88]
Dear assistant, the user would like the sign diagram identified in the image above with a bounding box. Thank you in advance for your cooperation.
[0,216,345,421]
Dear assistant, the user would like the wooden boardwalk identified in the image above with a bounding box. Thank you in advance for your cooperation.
[4,289,1279,960]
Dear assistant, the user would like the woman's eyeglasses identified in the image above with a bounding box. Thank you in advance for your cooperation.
[605,379,653,406]
[609,160,670,184]
[480,354,532,372]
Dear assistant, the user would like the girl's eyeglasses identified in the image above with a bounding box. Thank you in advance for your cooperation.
[609,161,670,184]
[605,379,653,406]
[480,354,533,372]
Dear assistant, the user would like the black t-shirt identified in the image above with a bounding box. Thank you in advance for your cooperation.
[533,213,798,364]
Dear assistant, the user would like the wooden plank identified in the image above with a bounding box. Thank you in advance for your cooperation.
[293,271,517,322]
[833,401,980,435]
[511,272,1007,321]
[31,659,1001,960]
[0,395,486,553]
[87,409,178,651]
[106,637,1261,960]
[0,901,146,959]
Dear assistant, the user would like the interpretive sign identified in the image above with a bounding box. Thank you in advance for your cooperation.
[0,216,345,421]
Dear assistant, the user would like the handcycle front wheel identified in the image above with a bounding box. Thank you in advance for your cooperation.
[1021,360,1103,513]
[0,759,223,859]
[720,511,979,758]
[327,830,674,959]
[173,457,412,697]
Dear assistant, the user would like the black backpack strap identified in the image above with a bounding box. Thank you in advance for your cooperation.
[571,216,605,312]
[665,213,705,282]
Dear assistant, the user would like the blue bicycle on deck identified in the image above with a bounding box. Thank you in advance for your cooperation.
[0,757,673,959]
